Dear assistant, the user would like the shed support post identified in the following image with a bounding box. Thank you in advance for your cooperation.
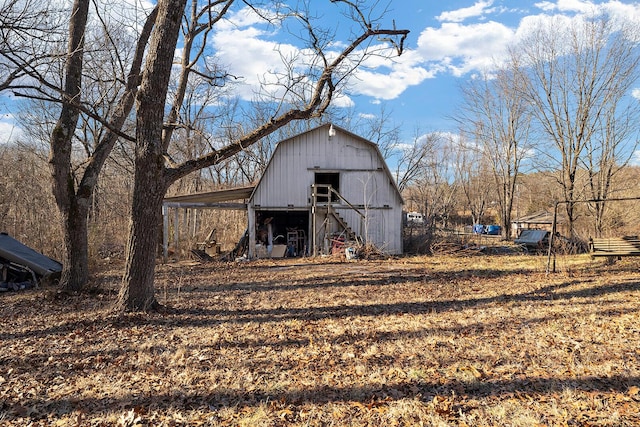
[248,205,256,259]
[174,209,179,256]
[311,185,317,256]
[162,204,169,263]
[546,201,560,274]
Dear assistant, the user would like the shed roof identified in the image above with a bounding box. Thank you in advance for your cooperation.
[514,229,549,245]
[0,232,62,277]
[163,186,254,208]
[513,211,558,224]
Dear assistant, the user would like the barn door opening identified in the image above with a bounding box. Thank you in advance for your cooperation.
[314,172,340,202]
[255,210,309,257]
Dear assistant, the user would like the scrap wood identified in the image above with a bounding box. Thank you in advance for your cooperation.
[190,249,214,262]
[431,240,485,255]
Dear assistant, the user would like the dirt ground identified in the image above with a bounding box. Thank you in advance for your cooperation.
[1,253,639,426]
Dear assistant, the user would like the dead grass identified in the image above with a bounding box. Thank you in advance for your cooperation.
[1,254,640,426]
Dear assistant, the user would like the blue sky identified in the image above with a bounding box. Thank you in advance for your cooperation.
[357,0,640,133]
[1,0,639,146]
[205,0,640,139]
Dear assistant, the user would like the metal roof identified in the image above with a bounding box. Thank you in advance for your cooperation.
[512,211,556,224]
[0,232,62,277]
[163,186,254,207]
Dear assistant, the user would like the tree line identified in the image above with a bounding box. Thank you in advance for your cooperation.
[451,14,640,240]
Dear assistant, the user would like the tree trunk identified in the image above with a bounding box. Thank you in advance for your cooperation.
[116,164,166,311]
[49,0,89,291]
[115,0,186,312]
[59,198,89,292]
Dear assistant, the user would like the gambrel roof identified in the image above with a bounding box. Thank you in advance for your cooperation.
[248,123,403,204]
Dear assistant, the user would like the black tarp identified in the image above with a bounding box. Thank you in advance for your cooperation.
[0,232,62,277]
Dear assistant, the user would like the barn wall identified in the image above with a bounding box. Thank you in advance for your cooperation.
[334,206,403,254]
[252,131,392,207]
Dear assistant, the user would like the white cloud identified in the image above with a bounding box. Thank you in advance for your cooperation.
[349,48,436,100]
[436,1,496,23]
[332,93,355,109]
[358,113,377,120]
[0,113,22,144]
[212,22,302,100]
[516,2,640,49]
[216,6,278,32]
[533,0,640,25]
[348,67,430,100]
[534,0,597,13]
[632,88,640,100]
[515,12,574,41]
[601,1,640,29]
[416,21,515,76]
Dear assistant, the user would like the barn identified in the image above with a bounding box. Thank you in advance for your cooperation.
[162,123,404,259]
[248,123,403,258]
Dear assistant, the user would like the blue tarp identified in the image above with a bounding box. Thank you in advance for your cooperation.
[486,225,501,235]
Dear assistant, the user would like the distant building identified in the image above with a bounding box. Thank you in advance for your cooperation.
[511,211,566,238]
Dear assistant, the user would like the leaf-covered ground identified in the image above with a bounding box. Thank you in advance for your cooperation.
[1,254,639,426]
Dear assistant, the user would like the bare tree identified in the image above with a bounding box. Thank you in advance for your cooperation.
[403,135,457,232]
[516,14,640,237]
[353,103,402,160]
[49,3,157,292]
[455,65,532,239]
[583,58,640,236]
[116,0,409,311]
[47,0,92,291]
[451,134,492,226]
[0,0,61,90]
[394,129,440,193]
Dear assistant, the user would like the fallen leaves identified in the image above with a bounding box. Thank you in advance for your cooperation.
[1,256,640,425]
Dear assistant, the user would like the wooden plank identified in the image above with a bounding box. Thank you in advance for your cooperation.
[590,237,640,257]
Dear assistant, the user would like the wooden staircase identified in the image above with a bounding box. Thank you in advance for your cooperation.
[311,184,364,255]
[315,205,359,242]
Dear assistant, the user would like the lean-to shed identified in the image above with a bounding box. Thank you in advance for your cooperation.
[247,123,403,258]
